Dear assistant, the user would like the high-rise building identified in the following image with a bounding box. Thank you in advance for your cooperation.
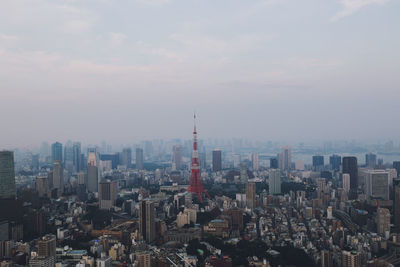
[329,154,341,171]
[212,149,222,172]
[278,146,291,171]
[342,157,358,198]
[252,152,259,171]
[0,151,16,199]
[172,145,182,170]
[52,161,63,196]
[121,148,132,168]
[87,152,98,192]
[99,180,118,210]
[270,157,278,169]
[393,161,400,177]
[31,154,40,171]
[245,182,256,209]
[136,148,144,170]
[51,142,62,163]
[312,155,324,171]
[365,153,377,168]
[36,173,49,198]
[394,179,400,230]
[342,173,350,193]
[321,250,332,267]
[96,256,112,267]
[135,252,153,267]
[38,234,56,259]
[269,169,281,195]
[342,251,361,267]
[376,208,390,237]
[365,170,389,200]
[139,201,155,243]
[72,142,81,173]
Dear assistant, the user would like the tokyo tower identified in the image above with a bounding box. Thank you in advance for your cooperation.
[188,113,210,202]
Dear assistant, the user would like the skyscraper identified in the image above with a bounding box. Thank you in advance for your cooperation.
[342,156,358,198]
[36,173,49,198]
[269,169,281,195]
[365,153,377,168]
[245,182,256,209]
[72,142,81,173]
[136,148,144,170]
[393,161,400,177]
[342,173,350,193]
[329,154,341,171]
[365,170,389,200]
[52,161,63,196]
[0,151,16,199]
[394,179,400,230]
[376,208,390,236]
[121,148,132,168]
[312,155,324,171]
[278,146,291,171]
[87,152,98,192]
[270,157,278,169]
[64,143,74,173]
[51,142,63,163]
[139,200,155,243]
[252,152,259,171]
[38,234,56,259]
[172,145,182,170]
[212,149,222,172]
[99,180,118,210]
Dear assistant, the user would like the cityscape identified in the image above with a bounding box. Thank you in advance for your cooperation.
[1,0,400,267]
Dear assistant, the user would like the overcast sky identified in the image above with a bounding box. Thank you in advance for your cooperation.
[0,0,399,148]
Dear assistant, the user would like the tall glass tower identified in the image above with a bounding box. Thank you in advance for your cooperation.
[0,151,16,199]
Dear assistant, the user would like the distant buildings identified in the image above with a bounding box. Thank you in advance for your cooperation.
[212,149,222,172]
[87,153,98,193]
[0,151,16,199]
[51,142,62,163]
[365,153,377,168]
[342,173,350,193]
[376,208,390,237]
[121,148,132,168]
[312,155,324,171]
[329,154,341,171]
[136,148,144,170]
[52,161,63,197]
[172,145,182,170]
[270,157,278,169]
[278,146,291,171]
[252,152,259,171]
[365,170,389,200]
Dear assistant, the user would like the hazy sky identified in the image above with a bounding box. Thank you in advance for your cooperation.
[0,0,399,148]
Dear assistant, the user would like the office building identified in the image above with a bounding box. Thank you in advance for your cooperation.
[329,154,341,171]
[366,153,377,168]
[52,161,63,196]
[394,180,400,230]
[321,250,332,267]
[121,148,132,168]
[342,157,358,198]
[269,169,281,195]
[245,182,256,209]
[99,180,118,210]
[139,201,155,243]
[72,142,81,172]
[270,157,278,169]
[38,234,56,259]
[252,152,259,171]
[376,208,390,237]
[393,161,400,177]
[135,252,153,267]
[51,142,62,163]
[212,149,222,172]
[342,173,350,193]
[136,148,144,170]
[172,145,182,170]
[342,251,361,267]
[36,173,49,198]
[0,151,16,199]
[312,155,324,171]
[278,146,291,171]
[29,256,55,267]
[366,170,389,200]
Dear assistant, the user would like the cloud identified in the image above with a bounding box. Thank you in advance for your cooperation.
[109,32,127,47]
[332,0,390,21]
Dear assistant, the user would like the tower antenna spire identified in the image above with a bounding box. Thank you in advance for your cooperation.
[188,112,209,202]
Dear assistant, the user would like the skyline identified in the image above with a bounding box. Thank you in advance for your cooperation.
[1,0,400,146]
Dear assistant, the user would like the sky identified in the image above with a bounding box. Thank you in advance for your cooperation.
[0,0,399,148]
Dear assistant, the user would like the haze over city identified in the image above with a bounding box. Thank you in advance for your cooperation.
[1,0,400,147]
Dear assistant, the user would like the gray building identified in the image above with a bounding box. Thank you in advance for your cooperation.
[0,151,16,199]
[212,149,222,172]
[136,148,144,170]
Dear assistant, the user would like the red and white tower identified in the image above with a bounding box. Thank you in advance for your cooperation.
[188,113,209,202]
